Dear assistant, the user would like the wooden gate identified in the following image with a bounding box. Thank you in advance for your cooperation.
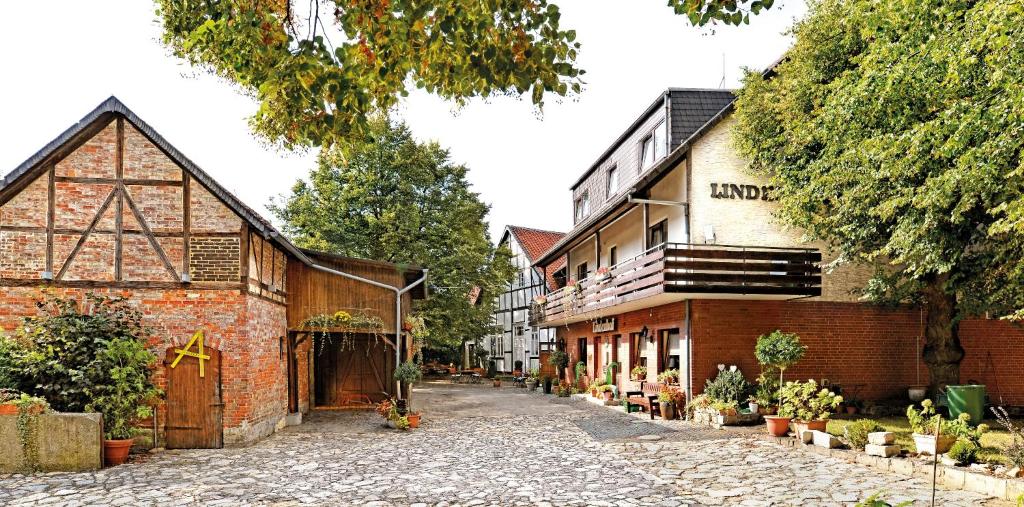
[315,335,393,407]
[164,346,223,449]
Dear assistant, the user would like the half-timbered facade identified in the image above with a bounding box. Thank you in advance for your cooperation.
[531,88,1024,405]
[0,97,424,446]
[486,226,564,373]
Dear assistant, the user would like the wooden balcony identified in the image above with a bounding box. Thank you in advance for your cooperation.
[530,243,822,327]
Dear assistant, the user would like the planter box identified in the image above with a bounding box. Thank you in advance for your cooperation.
[913,433,956,455]
[0,413,103,472]
[694,407,761,428]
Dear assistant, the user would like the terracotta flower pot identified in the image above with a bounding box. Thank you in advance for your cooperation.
[103,438,134,467]
[845,406,858,415]
[764,416,792,437]
[792,419,828,435]
[602,391,613,401]
[493,380,501,388]
[0,404,16,416]
[407,413,421,428]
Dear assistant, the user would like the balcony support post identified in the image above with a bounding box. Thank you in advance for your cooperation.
[595,231,601,267]
[642,202,650,251]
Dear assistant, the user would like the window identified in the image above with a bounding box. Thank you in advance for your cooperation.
[640,121,667,171]
[608,246,618,267]
[515,325,524,337]
[576,262,588,282]
[606,165,619,197]
[517,271,525,286]
[577,338,588,369]
[574,191,590,223]
[649,219,668,248]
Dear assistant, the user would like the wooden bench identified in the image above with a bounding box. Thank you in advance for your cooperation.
[625,382,663,420]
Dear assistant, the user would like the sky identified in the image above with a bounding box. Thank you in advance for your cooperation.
[0,1,807,242]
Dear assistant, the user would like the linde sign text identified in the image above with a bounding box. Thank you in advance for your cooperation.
[710,183,776,201]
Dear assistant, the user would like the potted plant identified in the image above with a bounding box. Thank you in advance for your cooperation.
[86,337,162,467]
[394,361,423,403]
[574,361,587,387]
[755,330,807,437]
[594,266,611,282]
[0,388,19,416]
[533,294,548,305]
[711,399,739,416]
[747,396,759,414]
[907,399,958,455]
[513,360,524,378]
[376,398,397,427]
[525,368,540,391]
[657,368,679,385]
[542,375,553,394]
[657,389,675,420]
[779,380,842,435]
[598,384,614,402]
[630,365,648,382]
[406,411,422,428]
[493,375,502,388]
[547,350,569,380]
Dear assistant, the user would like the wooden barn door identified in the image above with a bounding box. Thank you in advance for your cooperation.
[315,336,392,407]
[164,346,223,449]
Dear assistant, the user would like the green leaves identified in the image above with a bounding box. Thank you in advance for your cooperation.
[271,117,514,351]
[733,0,1024,321]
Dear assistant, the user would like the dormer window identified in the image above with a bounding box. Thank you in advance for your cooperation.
[640,120,667,171]
[606,165,620,198]
[574,191,590,223]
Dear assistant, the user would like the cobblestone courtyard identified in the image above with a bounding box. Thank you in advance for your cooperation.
[0,382,1008,506]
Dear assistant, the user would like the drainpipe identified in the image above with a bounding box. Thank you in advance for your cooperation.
[684,299,693,419]
[271,232,429,400]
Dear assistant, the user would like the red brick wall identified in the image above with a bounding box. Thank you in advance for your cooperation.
[0,287,297,445]
[960,318,1024,406]
[557,301,685,392]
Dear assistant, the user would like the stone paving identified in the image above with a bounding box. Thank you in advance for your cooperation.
[0,382,1010,506]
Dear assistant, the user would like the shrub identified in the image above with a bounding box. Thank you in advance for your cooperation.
[906,399,987,439]
[0,334,26,391]
[947,439,980,465]
[486,360,497,378]
[778,380,842,421]
[703,369,750,405]
[15,294,151,412]
[752,368,780,407]
[992,406,1024,469]
[547,350,569,370]
[844,419,885,449]
[85,337,162,440]
[514,360,523,372]
[657,368,679,384]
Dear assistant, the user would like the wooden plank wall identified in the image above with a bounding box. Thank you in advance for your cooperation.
[286,253,418,333]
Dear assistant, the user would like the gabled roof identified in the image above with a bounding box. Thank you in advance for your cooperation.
[1,97,307,269]
[504,225,565,263]
[534,92,738,267]
[570,88,735,190]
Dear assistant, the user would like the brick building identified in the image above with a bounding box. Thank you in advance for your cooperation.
[530,88,1024,406]
[0,97,425,446]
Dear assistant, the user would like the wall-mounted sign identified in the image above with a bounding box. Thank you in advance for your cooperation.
[710,183,776,201]
[593,317,616,333]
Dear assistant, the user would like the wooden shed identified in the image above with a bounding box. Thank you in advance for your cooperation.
[287,250,426,408]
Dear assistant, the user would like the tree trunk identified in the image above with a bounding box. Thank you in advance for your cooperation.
[921,275,964,395]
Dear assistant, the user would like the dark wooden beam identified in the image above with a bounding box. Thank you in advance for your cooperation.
[0,278,244,290]
[115,117,124,282]
[46,165,55,275]
[182,173,191,279]
[239,223,250,287]
[56,188,117,280]
[54,176,183,187]
[122,185,179,281]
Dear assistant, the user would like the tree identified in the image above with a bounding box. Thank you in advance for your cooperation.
[733,0,1024,393]
[155,0,773,150]
[271,116,515,351]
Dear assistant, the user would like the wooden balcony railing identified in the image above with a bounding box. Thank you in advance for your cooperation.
[529,242,822,326]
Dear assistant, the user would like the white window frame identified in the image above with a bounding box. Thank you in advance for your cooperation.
[606,165,619,198]
[574,191,590,223]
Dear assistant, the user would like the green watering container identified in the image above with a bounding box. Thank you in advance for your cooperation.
[946,385,986,425]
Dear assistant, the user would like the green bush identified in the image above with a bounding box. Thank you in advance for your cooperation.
[85,337,162,440]
[703,369,750,404]
[844,419,885,449]
[754,331,806,372]
[947,439,980,465]
[15,294,151,412]
[0,334,26,391]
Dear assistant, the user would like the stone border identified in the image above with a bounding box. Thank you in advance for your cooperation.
[761,433,1024,501]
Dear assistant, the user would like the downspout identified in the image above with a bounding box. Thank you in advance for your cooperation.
[685,299,693,418]
[271,232,429,400]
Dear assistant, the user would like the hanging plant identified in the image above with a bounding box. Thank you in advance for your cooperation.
[302,310,387,355]
[403,314,429,360]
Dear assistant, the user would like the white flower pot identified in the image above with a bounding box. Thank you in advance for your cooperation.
[913,433,956,455]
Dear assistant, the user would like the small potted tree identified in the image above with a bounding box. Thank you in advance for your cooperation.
[542,375,554,394]
[754,330,807,437]
[394,362,423,427]
[547,350,569,382]
[86,338,162,467]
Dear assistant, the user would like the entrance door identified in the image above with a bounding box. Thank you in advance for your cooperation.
[164,346,223,449]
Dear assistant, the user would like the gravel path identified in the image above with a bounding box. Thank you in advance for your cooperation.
[0,382,1008,506]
